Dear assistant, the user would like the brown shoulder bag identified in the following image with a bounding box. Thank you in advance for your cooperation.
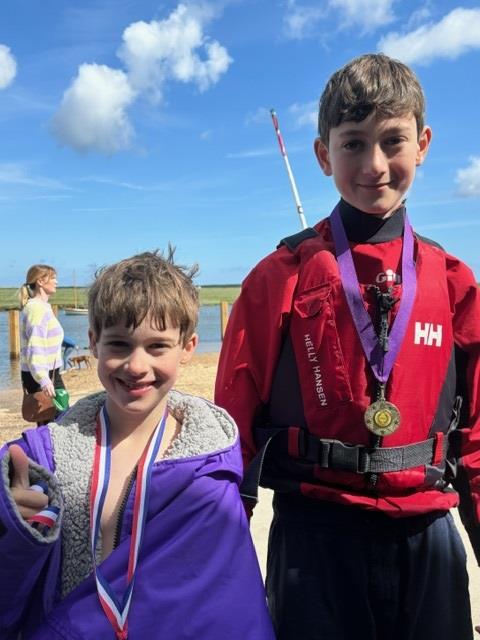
[21,368,56,424]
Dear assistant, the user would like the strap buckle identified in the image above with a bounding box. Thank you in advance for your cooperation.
[316,439,372,474]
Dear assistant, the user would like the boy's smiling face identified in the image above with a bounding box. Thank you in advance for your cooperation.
[315,112,431,217]
[89,316,197,425]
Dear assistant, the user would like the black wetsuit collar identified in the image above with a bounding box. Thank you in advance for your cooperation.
[339,199,405,244]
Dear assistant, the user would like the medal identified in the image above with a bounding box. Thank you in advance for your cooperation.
[364,399,401,436]
[330,205,417,437]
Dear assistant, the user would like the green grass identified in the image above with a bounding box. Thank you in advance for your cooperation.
[0,286,240,310]
[198,286,240,305]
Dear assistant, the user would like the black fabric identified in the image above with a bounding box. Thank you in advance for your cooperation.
[339,198,405,243]
[268,335,307,430]
[21,369,65,394]
[453,464,480,565]
[267,494,473,640]
[277,227,319,251]
[428,346,458,438]
[415,233,444,250]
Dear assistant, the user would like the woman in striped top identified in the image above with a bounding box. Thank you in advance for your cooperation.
[19,265,66,419]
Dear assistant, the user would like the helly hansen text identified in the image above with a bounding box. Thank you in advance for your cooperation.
[304,334,327,406]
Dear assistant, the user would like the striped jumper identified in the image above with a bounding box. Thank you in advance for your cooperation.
[20,298,64,387]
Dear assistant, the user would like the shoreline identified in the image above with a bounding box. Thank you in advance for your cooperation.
[0,352,219,443]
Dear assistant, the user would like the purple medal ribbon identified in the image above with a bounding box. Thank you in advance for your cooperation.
[329,204,417,384]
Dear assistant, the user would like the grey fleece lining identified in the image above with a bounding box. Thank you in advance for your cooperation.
[50,389,237,598]
[1,453,63,544]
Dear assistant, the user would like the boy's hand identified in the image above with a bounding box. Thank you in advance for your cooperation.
[9,444,48,520]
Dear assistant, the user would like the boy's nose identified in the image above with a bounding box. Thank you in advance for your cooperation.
[125,349,149,375]
[363,144,387,176]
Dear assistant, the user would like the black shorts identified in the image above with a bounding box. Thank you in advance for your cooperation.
[266,493,472,640]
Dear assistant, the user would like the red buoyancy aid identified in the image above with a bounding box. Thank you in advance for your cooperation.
[251,218,464,515]
[216,207,480,522]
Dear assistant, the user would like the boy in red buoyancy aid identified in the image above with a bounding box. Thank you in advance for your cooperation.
[215,53,480,640]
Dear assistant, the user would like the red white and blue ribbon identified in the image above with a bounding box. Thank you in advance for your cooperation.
[90,405,168,640]
[28,480,60,534]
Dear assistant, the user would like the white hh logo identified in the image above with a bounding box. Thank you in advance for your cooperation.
[414,322,443,347]
[376,268,401,284]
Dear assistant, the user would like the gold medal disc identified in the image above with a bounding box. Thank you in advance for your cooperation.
[364,400,401,436]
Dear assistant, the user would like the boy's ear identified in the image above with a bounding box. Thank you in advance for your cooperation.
[180,333,198,364]
[314,138,332,176]
[88,329,98,358]
[416,126,432,166]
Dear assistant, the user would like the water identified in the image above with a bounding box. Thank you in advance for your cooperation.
[0,307,223,391]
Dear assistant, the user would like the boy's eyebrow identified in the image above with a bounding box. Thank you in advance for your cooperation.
[337,125,412,138]
[101,330,178,344]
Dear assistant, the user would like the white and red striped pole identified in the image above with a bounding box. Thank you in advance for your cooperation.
[270,108,308,230]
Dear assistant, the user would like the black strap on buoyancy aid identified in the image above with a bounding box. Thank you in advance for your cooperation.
[240,404,461,503]
[239,225,462,504]
[277,227,319,251]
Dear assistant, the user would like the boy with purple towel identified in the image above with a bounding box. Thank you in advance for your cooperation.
[0,250,275,639]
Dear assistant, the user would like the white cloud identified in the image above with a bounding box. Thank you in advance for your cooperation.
[245,107,271,125]
[81,176,172,191]
[284,0,394,39]
[379,7,480,65]
[283,1,324,39]
[0,163,69,190]
[289,101,317,129]
[456,157,480,197]
[406,4,432,30]
[51,64,136,154]
[0,44,17,89]
[118,4,232,101]
[51,4,232,154]
[330,0,395,32]
[227,147,276,159]
[416,219,480,231]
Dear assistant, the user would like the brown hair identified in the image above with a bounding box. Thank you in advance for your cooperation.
[88,249,199,345]
[19,264,56,308]
[318,53,425,144]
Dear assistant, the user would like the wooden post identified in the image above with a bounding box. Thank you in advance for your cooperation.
[220,301,229,340]
[9,309,20,359]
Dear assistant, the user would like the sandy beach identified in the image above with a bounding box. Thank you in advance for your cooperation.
[1,351,478,626]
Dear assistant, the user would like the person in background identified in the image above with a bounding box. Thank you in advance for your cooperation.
[19,264,67,421]
[61,336,77,371]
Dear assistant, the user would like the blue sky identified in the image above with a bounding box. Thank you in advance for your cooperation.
[0,0,479,286]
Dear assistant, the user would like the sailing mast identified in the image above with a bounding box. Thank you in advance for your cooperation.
[73,269,78,308]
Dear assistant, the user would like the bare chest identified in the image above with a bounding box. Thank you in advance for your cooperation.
[100,453,137,559]
[99,415,181,559]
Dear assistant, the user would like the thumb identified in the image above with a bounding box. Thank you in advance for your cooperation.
[9,444,30,489]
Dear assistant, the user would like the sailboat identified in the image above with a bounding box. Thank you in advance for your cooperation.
[64,270,88,315]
